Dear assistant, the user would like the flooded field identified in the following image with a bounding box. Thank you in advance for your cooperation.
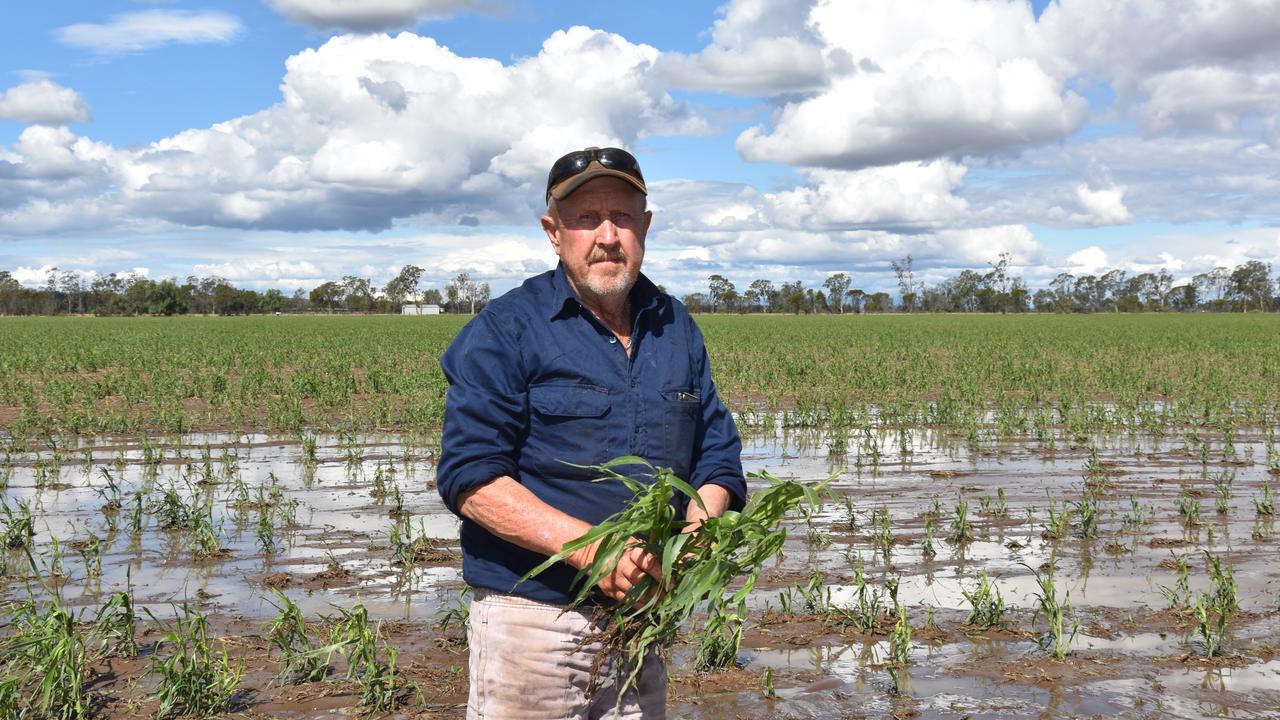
[3,418,1278,718]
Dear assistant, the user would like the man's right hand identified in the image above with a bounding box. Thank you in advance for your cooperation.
[569,540,663,606]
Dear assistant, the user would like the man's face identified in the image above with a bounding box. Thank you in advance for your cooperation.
[541,176,651,303]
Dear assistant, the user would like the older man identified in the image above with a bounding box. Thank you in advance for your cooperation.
[437,147,746,719]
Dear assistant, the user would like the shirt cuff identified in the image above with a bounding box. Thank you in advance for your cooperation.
[690,473,747,513]
[440,457,519,516]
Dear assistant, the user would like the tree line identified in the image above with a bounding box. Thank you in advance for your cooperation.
[683,255,1279,314]
[0,266,489,316]
[1,257,1276,316]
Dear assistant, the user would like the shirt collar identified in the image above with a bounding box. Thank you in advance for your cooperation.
[548,262,665,321]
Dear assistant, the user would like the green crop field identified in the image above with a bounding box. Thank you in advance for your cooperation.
[2,313,1278,443]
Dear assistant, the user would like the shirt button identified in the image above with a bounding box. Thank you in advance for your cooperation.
[608,337,617,344]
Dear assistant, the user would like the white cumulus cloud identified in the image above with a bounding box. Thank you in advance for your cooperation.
[1066,245,1109,274]
[1067,183,1133,225]
[0,81,92,126]
[1041,0,1280,135]
[765,161,970,229]
[0,27,703,237]
[56,10,242,54]
[730,0,1086,168]
[660,0,830,95]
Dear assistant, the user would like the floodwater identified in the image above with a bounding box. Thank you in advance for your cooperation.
[2,423,1279,718]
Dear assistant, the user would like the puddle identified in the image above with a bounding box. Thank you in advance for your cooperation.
[4,427,1280,717]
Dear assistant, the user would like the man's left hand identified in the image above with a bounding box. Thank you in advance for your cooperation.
[682,483,732,534]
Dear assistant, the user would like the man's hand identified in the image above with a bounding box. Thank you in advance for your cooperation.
[682,483,732,534]
[567,539,663,605]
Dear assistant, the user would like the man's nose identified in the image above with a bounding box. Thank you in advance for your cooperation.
[596,217,620,244]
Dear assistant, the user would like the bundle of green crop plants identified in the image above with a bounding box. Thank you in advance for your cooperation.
[522,457,827,699]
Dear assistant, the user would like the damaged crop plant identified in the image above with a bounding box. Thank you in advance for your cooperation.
[522,457,827,698]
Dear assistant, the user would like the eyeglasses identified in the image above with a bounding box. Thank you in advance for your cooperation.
[545,147,645,202]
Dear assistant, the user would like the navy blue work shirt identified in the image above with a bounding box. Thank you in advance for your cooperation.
[436,263,747,604]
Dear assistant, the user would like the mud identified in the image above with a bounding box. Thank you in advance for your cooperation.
[2,425,1279,718]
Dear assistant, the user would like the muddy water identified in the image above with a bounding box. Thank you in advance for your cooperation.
[2,425,1278,719]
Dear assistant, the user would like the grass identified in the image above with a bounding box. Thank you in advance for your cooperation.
[2,498,35,550]
[1158,554,1192,610]
[1024,562,1078,660]
[325,600,417,714]
[264,590,328,683]
[1255,478,1275,517]
[691,594,745,672]
[1,596,92,720]
[147,604,244,719]
[92,580,138,658]
[946,497,973,545]
[961,571,1006,628]
[1194,553,1238,658]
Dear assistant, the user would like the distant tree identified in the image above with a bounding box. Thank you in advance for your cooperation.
[1135,270,1172,310]
[1048,273,1075,312]
[707,274,734,313]
[1099,269,1127,312]
[0,271,20,315]
[985,252,1012,312]
[1231,260,1272,312]
[261,288,285,313]
[863,292,892,313]
[1031,288,1054,312]
[890,255,916,312]
[822,273,852,313]
[745,279,775,312]
[1170,284,1197,311]
[421,288,444,306]
[199,276,229,314]
[384,264,424,308]
[91,273,125,315]
[721,288,741,313]
[811,289,827,314]
[212,282,241,315]
[446,272,488,313]
[59,270,84,314]
[145,279,186,316]
[846,288,865,314]
[341,275,374,311]
[121,275,152,315]
[310,281,343,313]
[681,292,711,313]
[1008,279,1030,312]
[779,281,805,314]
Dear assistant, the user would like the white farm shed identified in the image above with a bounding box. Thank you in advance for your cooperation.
[401,304,442,315]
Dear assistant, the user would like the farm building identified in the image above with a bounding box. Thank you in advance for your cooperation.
[401,304,442,315]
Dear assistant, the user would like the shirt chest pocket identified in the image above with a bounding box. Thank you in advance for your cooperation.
[653,388,698,482]
[527,384,613,473]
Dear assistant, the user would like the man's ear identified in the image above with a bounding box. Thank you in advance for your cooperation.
[541,214,561,255]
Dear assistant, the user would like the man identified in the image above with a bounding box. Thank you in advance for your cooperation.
[437,147,747,719]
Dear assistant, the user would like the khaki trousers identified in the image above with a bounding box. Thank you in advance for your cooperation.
[466,588,667,720]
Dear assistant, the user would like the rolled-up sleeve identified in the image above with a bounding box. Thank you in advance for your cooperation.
[688,321,747,512]
[437,311,528,516]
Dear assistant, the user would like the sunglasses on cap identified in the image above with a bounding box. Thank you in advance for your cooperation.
[545,147,646,203]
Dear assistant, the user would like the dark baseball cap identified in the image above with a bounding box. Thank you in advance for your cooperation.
[545,146,647,203]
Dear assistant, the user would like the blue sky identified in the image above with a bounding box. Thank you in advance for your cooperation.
[2,0,1278,297]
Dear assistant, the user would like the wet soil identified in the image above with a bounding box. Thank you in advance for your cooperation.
[2,426,1279,718]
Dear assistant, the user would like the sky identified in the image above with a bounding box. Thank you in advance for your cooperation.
[2,0,1280,298]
